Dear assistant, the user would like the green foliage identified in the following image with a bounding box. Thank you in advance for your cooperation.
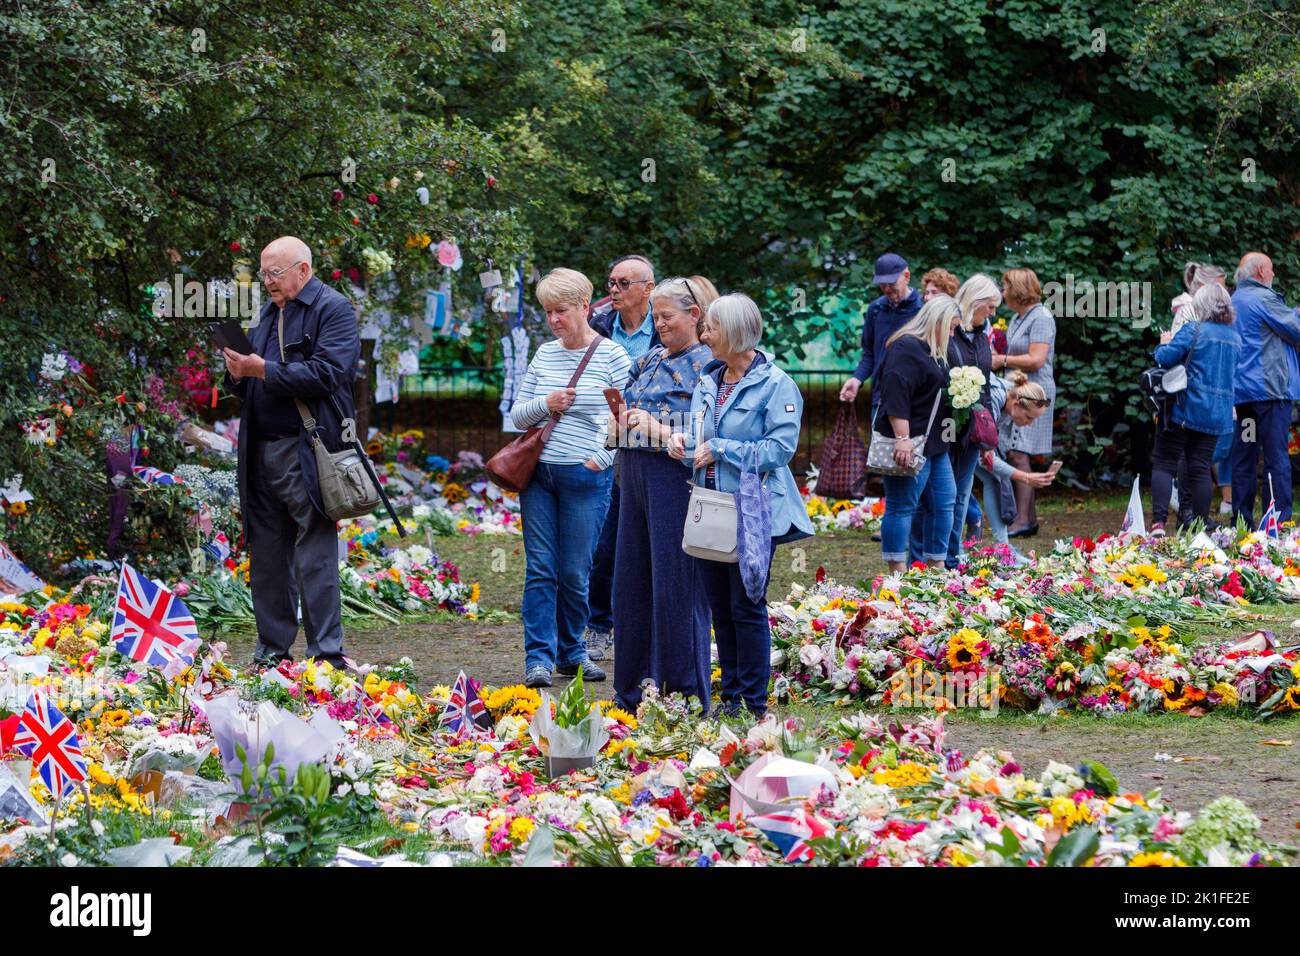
[235,743,345,867]
[0,0,532,575]
[450,0,1300,471]
[1047,825,1101,866]
[554,665,588,730]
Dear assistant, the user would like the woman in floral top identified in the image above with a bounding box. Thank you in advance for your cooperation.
[608,276,717,714]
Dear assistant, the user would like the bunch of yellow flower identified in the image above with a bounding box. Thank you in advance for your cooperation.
[481,684,542,720]
[597,700,637,730]
[1128,851,1186,867]
[1043,795,1094,832]
[362,671,420,717]
[805,496,832,518]
[1130,624,1173,651]
[871,760,932,788]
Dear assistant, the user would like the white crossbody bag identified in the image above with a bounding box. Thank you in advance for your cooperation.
[682,406,740,563]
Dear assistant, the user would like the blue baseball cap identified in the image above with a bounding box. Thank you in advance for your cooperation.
[872,252,908,285]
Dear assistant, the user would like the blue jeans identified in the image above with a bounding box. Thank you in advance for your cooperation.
[909,449,971,566]
[520,461,613,671]
[883,453,955,565]
[1213,431,1232,486]
[944,444,981,568]
[586,480,619,636]
[1231,400,1292,523]
[975,464,1010,544]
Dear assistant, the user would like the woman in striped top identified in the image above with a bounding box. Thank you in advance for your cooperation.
[511,268,632,689]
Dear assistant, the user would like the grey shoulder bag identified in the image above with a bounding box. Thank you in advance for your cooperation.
[278,311,384,522]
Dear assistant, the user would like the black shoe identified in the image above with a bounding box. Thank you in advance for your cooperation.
[556,658,606,681]
[253,654,292,669]
[1007,523,1039,539]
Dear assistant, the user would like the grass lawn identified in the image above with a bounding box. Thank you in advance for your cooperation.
[222,493,1300,843]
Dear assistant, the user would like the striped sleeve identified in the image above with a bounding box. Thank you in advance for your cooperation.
[589,342,632,469]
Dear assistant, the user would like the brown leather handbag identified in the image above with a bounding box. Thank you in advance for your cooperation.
[486,337,602,493]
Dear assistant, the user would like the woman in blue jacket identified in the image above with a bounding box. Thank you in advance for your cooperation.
[1150,282,1242,534]
[668,293,814,719]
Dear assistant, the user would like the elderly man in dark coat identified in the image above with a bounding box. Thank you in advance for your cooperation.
[223,236,360,667]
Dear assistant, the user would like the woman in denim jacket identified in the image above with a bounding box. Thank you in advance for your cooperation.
[668,293,813,718]
[1150,283,1243,534]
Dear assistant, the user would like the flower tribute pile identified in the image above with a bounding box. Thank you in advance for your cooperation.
[0,608,1288,867]
[772,530,1300,716]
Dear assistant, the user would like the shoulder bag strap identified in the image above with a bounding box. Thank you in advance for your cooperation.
[276,308,321,440]
[915,387,944,444]
[540,336,602,442]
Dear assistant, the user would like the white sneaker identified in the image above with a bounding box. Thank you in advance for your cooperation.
[1219,501,1233,516]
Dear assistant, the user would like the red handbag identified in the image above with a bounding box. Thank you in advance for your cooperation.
[968,407,999,451]
[486,338,601,493]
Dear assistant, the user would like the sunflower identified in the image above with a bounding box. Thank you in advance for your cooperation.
[6,500,28,516]
[442,482,469,504]
[1128,851,1186,867]
[1278,685,1300,711]
[945,630,983,670]
[99,709,131,729]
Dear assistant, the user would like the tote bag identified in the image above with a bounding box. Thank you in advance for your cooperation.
[814,402,869,499]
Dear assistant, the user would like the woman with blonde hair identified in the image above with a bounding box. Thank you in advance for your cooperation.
[510,267,632,688]
[992,268,1056,536]
[874,295,959,572]
[973,371,1056,557]
[943,273,1000,565]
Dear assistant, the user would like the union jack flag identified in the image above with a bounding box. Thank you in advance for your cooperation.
[202,530,231,563]
[11,689,87,797]
[750,806,830,863]
[1258,498,1280,539]
[356,690,393,727]
[133,465,184,486]
[111,563,200,669]
[441,670,491,734]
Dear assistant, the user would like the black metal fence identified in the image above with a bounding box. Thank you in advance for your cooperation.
[383,366,855,476]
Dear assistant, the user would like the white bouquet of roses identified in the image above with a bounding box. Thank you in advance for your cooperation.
[948,366,986,432]
[948,366,986,410]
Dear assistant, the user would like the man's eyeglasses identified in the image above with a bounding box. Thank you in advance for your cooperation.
[607,276,653,291]
[257,261,304,282]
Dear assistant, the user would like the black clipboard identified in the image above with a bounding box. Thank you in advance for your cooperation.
[212,320,255,355]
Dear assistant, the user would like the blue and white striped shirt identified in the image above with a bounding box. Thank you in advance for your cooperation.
[510,337,632,468]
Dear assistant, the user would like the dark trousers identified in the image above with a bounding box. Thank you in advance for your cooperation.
[246,436,344,663]
[696,541,777,716]
[1151,424,1217,526]
[586,480,619,636]
[612,452,712,713]
[1231,400,1293,523]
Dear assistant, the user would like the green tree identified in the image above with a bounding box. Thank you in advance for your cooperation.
[0,0,529,575]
